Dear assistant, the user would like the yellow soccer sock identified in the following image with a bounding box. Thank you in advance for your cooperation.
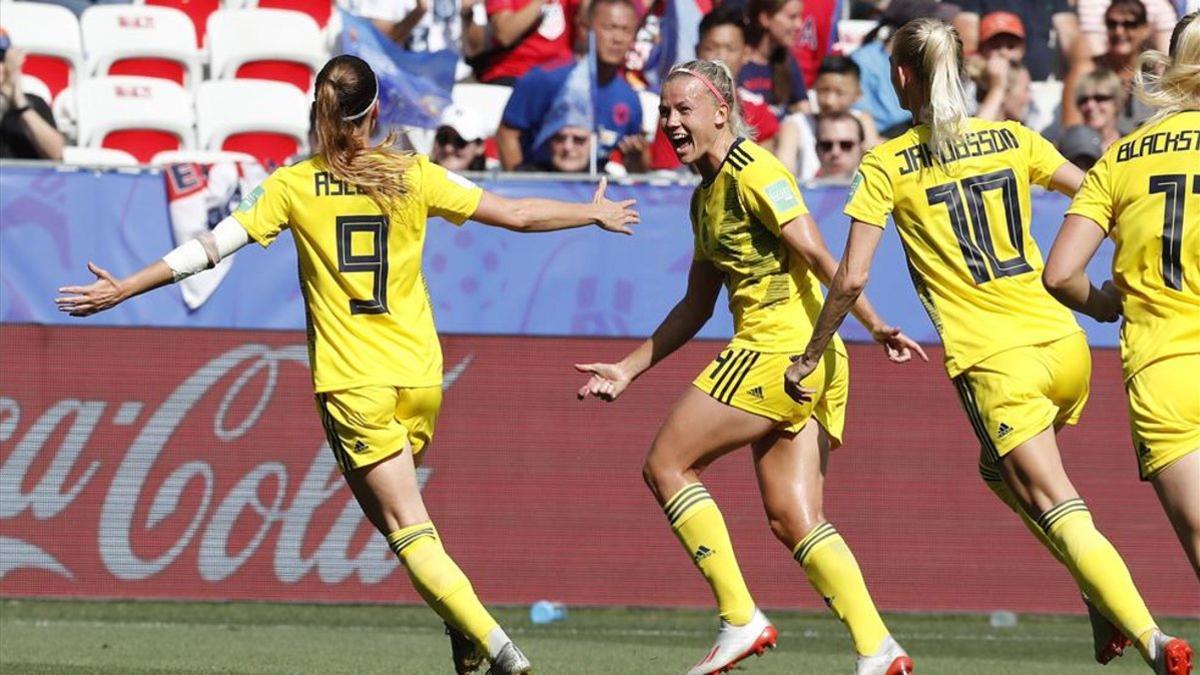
[1039,500,1158,656]
[664,483,755,626]
[793,522,890,656]
[983,469,1069,565]
[386,523,503,654]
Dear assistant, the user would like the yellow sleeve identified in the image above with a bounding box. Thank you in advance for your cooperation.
[1021,123,1068,189]
[737,161,809,235]
[1065,156,1116,233]
[231,171,290,248]
[843,150,892,228]
[420,155,484,226]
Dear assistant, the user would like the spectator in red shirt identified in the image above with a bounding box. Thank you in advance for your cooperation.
[790,0,839,87]
[481,0,581,83]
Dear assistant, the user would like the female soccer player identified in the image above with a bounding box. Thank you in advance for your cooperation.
[577,58,925,675]
[55,55,638,675]
[788,18,1193,674]
[1044,12,1199,582]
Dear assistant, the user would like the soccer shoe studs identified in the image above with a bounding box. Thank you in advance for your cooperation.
[685,608,778,675]
[445,622,486,674]
[855,635,914,675]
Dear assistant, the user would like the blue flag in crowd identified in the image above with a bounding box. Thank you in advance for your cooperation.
[338,10,457,129]
[644,0,701,92]
[531,34,599,153]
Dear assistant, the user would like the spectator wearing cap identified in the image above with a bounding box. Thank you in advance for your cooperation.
[338,0,488,81]
[479,0,581,84]
[851,0,960,137]
[0,28,64,161]
[1078,0,1178,55]
[1057,124,1104,170]
[432,104,489,171]
[958,0,1079,81]
[966,12,1032,122]
[497,0,645,172]
[813,111,864,180]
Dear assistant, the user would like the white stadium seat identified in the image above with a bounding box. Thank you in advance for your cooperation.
[451,83,513,141]
[81,5,201,88]
[2,2,83,102]
[149,149,260,167]
[196,79,308,168]
[134,0,219,46]
[639,89,659,138]
[20,75,53,105]
[252,0,333,30]
[206,9,324,93]
[62,146,140,167]
[75,76,195,163]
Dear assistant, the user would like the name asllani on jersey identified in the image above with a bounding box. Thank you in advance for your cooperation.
[895,128,1019,176]
[314,171,367,197]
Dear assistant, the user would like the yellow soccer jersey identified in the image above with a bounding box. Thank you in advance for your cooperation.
[846,118,1080,377]
[1066,111,1200,381]
[232,154,482,392]
[691,138,830,352]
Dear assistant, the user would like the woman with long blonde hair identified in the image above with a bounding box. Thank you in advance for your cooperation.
[789,18,1193,674]
[1045,11,1200,594]
[56,54,638,675]
[578,58,924,675]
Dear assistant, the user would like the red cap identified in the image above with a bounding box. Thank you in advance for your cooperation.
[980,11,1025,43]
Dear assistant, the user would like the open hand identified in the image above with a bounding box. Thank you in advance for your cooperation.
[871,325,928,364]
[591,177,638,235]
[575,361,631,402]
[55,262,125,317]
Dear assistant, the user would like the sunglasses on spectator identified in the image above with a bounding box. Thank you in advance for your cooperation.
[435,129,471,149]
[817,140,858,153]
[1105,18,1145,30]
[1077,93,1115,105]
[552,132,590,146]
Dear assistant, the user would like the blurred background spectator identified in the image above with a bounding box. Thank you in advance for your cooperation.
[811,55,879,147]
[1057,123,1105,170]
[971,59,1033,122]
[1062,0,1155,132]
[812,110,863,180]
[1078,0,1177,54]
[957,0,1078,81]
[791,0,840,87]
[542,123,592,172]
[338,0,489,81]
[742,0,810,116]
[480,0,579,84]
[1069,68,1124,149]
[497,0,644,171]
[432,104,490,170]
[0,29,64,160]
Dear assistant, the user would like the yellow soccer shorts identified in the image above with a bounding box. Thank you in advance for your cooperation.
[953,331,1090,466]
[1126,353,1200,480]
[692,342,849,446]
[315,385,443,473]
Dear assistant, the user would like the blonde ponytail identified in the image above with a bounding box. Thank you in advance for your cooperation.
[666,59,756,139]
[893,19,970,165]
[1133,12,1200,126]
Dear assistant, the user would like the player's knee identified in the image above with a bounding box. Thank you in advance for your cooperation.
[764,503,823,547]
[641,454,676,496]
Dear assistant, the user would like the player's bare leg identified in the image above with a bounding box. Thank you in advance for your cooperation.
[999,428,1190,671]
[754,421,911,675]
[346,447,529,674]
[1150,450,1200,579]
[643,386,779,674]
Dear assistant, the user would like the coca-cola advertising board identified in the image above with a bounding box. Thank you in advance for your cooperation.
[1,326,1194,615]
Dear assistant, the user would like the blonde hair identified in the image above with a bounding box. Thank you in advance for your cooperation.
[313,55,415,208]
[665,59,755,139]
[1134,12,1200,125]
[892,19,970,164]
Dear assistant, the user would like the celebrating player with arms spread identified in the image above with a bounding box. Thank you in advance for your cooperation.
[789,18,1193,674]
[56,55,638,675]
[577,58,925,675]
[1044,13,1200,588]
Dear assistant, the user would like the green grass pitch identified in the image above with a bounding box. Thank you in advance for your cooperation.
[1,599,1195,674]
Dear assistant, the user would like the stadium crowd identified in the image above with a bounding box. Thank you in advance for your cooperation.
[0,0,1197,177]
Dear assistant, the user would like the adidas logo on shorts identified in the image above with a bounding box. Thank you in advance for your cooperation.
[692,545,714,564]
[996,422,1013,439]
[746,386,765,400]
[354,440,368,453]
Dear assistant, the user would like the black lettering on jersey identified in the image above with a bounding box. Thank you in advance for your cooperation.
[314,171,365,197]
[896,128,1019,175]
[1116,129,1200,163]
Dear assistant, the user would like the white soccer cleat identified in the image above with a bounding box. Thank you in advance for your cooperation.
[685,608,778,675]
[1148,630,1193,675]
[855,635,914,675]
[484,641,532,675]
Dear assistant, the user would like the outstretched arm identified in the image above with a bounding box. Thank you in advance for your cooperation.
[780,214,925,364]
[1042,214,1121,322]
[576,259,723,401]
[55,216,251,317]
[471,178,638,234]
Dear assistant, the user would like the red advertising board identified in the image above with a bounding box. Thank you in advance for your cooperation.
[1,326,1195,616]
